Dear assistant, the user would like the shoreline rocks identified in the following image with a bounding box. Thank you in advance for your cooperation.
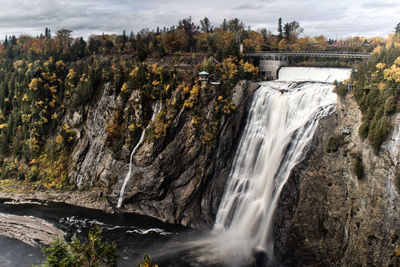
[0,212,65,247]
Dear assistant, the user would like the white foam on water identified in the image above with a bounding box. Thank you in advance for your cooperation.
[189,67,351,264]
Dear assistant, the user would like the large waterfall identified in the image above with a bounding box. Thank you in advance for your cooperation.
[203,67,351,264]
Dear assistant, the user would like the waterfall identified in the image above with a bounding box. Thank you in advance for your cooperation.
[209,67,351,263]
[117,102,162,208]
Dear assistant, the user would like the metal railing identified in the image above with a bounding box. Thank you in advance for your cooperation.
[245,50,371,59]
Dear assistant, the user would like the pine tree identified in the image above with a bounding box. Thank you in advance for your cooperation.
[395,23,400,34]
[278,18,283,41]
[122,29,127,43]
[284,23,291,41]
[10,35,17,46]
[4,35,8,48]
[45,27,51,39]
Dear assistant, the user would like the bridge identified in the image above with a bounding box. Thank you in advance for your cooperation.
[245,50,371,80]
[245,50,371,59]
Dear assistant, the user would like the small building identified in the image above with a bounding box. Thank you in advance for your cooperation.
[199,71,209,82]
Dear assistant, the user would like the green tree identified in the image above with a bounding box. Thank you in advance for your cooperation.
[35,226,118,267]
[226,18,245,32]
[4,35,8,48]
[395,22,400,34]
[178,16,199,51]
[45,27,52,39]
[278,17,283,41]
[284,23,291,41]
[288,21,303,39]
[36,239,76,267]
[200,17,212,33]
[284,21,303,43]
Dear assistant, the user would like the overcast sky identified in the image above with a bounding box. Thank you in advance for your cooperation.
[0,0,399,39]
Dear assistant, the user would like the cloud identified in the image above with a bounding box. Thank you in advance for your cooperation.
[361,0,398,9]
[0,0,398,38]
[231,4,263,10]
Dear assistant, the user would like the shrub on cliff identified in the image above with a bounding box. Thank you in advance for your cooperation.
[334,80,348,97]
[396,171,400,192]
[367,115,391,153]
[326,133,345,153]
[353,153,364,180]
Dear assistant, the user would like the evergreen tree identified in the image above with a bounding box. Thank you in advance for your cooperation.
[35,227,118,267]
[71,37,87,59]
[395,23,400,34]
[221,19,228,31]
[278,17,283,41]
[200,17,212,33]
[284,23,291,41]
[45,27,51,39]
[10,35,17,46]
[122,29,128,43]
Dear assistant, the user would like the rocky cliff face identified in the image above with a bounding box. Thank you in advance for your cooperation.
[64,80,258,228]
[274,93,400,266]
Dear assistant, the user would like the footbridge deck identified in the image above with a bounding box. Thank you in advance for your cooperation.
[248,50,370,80]
[246,51,371,59]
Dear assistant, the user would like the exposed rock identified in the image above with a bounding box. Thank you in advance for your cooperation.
[0,212,65,247]
[66,80,258,228]
[115,80,259,228]
[0,190,111,212]
[274,93,400,266]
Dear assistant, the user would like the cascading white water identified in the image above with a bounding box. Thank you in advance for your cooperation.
[278,66,351,83]
[117,102,162,208]
[209,67,351,263]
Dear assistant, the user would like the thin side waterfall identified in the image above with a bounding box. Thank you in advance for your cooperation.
[189,67,351,265]
[117,102,162,208]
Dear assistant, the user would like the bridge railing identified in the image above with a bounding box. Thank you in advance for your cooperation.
[245,50,371,59]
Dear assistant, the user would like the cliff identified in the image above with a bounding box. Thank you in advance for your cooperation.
[274,92,400,266]
[64,80,258,228]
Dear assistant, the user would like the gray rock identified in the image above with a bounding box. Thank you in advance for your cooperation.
[66,80,259,228]
[274,93,400,266]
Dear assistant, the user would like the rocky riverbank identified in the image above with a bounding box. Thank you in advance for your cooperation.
[0,190,111,212]
[0,212,64,247]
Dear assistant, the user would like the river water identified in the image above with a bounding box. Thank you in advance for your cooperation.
[0,236,43,266]
[0,200,190,267]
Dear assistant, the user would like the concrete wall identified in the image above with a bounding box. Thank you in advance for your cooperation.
[259,59,288,80]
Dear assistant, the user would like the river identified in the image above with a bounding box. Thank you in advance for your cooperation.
[0,200,190,266]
